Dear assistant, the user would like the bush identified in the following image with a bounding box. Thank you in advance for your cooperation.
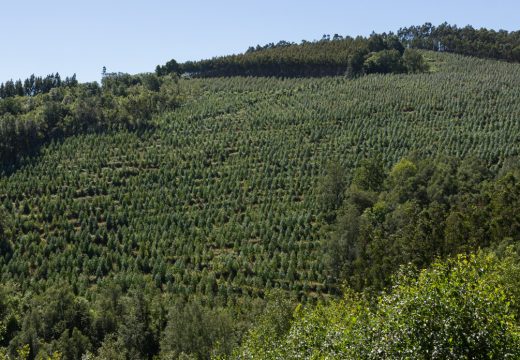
[237,252,520,359]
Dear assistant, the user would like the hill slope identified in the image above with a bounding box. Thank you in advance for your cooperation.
[2,51,520,295]
[1,51,520,358]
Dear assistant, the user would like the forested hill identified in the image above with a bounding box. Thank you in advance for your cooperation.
[156,33,428,78]
[0,73,181,167]
[156,22,520,79]
[398,22,520,61]
[1,50,520,358]
[0,23,520,359]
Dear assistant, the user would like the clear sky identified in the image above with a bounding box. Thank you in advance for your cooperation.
[1,0,517,83]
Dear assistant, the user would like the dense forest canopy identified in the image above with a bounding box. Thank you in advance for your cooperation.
[156,33,428,78]
[0,73,78,99]
[156,22,520,79]
[0,23,520,359]
[0,73,181,168]
[398,22,520,62]
[323,156,520,293]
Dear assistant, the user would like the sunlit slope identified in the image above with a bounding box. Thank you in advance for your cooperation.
[1,51,519,300]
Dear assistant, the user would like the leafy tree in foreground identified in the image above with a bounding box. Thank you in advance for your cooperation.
[236,252,520,359]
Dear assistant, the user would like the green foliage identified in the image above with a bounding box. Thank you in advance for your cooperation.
[351,157,385,192]
[0,284,20,348]
[160,34,425,78]
[403,48,430,73]
[363,49,406,74]
[324,205,362,290]
[0,208,12,258]
[234,290,296,359]
[399,22,520,62]
[0,73,76,99]
[320,162,346,221]
[160,301,235,359]
[327,156,520,292]
[374,253,520,359]
[7,285,91,359]
[0,73,181,166]
[156,59,181,77]
[0,46,519,358]
[237,252,520,359]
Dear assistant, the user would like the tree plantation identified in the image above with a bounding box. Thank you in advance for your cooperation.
[0,24,520,359]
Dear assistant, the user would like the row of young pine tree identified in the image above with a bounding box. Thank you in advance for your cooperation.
[0,155,519,359]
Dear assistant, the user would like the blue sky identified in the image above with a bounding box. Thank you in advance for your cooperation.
[1,0,517,83]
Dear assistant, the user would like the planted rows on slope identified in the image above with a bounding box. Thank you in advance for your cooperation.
[0,52,520,304]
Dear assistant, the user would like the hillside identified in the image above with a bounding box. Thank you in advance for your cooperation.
[157,34,426,78]
[156,22,520,79]
[0,47,520,358]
